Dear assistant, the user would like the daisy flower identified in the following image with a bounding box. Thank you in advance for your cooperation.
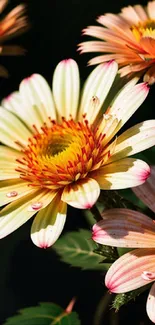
[0,59,154,248]
[92,166,155,323]
[0,0,27,77]
[79,1,155,84]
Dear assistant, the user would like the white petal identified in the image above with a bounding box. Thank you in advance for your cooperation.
[108,120,155,163]
[0,107,31,150]
[61,178,100,209]
[0,190,56,239]
[92,158,150,189]
[53,59,80,119]
[31,193,67,248]
[78,60,118,123]
[108,82,149,134]
[19,74,56,131]
[0,179,33,206]
[0,146,21,180]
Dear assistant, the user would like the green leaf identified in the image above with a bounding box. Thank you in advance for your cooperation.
[53,229,111,271]
[3,302,80,325]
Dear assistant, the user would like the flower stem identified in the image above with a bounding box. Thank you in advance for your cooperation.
[93,291,113,325]
[90,204,102,222]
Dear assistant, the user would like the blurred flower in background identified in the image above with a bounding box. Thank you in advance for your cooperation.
[79,1,155,84]
[0,0,28,77]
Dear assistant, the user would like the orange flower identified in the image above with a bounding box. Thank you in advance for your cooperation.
[79,1,155,84]
[0,0,28,77]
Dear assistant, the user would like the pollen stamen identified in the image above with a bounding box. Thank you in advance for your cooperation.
[16,117,112,189]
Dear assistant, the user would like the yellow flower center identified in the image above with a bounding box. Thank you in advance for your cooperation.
[16,117,110,189]
[131,19,155,41]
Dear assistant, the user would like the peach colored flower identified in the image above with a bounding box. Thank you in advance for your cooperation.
[0,0,28,77]
[0,59,154,248]
[92,166,155,323]
[79,1,155,84]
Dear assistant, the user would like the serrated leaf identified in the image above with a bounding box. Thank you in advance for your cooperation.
[3,302,80,325]
[53,229,111,271]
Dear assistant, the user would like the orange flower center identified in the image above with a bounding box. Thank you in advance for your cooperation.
[16,117,109,190]
[131,19,155,41]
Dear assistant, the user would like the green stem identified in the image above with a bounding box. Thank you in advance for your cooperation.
[93,291,113,325]
[109,309,119,325]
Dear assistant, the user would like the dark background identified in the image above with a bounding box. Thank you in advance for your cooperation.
[0,0,154,324]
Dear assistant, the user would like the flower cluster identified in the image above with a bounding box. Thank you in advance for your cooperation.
[1,1,155,323]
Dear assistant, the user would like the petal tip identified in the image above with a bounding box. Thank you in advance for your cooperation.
[105,279,117,293]
[91,223,101,241]
[139,166,151,182]
[39,243,49,249]
[137,82,150,93]
[61,58,76,65]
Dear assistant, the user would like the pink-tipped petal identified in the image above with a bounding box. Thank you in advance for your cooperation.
[132,166,155,213]
[0,190,57,239]
[61,178,100,209]
[18,74,56,130]
[31,193,67,248]
[92,208,155,247]
[108,82,149,133]
[147,282,155,323]
[107,120,155,163]
[52,59,80,120]
[78,60,118,123]
[91,158,150,190]
[105,248,155,293]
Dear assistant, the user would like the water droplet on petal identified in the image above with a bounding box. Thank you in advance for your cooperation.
[31,202,43,211]
[6,191,18,198]
[141,271,155,281]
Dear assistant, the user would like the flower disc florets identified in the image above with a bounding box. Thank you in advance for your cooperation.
[131,19,155,41]
[16,116,108,189]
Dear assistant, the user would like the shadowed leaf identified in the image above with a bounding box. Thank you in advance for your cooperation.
[3,302,80,325]
[53,229,111,271]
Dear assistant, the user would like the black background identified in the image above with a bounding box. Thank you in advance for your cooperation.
[0,0,154,324]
